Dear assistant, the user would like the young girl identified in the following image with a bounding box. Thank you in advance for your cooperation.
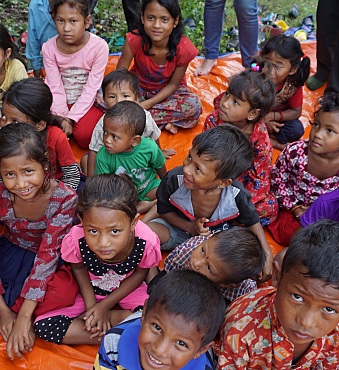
[117,0,202,134]
[33,174,161,345]
[0,123,78,360]
[0,24,27,106]
[260,34,310,150]
[268,92,339,246]
[42,0,109,148]
[204,69,278,226]
[1,78,81,190]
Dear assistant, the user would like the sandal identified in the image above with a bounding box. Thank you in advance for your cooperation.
[288,4,299,18]
[183,18,196,32]
[226,27,239,52]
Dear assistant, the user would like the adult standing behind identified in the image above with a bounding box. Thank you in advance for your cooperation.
[194,0,258,76]
[121,0,141,32]
[306,0,339,93]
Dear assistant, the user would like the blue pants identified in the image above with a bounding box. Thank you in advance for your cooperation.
[204,0,258,67]
[273,119,304,144]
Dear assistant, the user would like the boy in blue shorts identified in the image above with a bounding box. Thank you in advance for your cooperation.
[148,125,273,280]
[218,220,339,369]
[94,270,226,370]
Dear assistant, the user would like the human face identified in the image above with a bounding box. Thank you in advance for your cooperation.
[218,90,254,128]
[0,47,11,73]
[80,206,137,262]
[139,302,211,370]
[189,238,229,285]
[275,266,339,348]
[104,81,138,109]
[182,147,225,191]
[0,154,45,201]
[141,1,178,47]
[262,51,297,87]
[54,3,91,48]
[103,117,137,154]
[309,111,339,158]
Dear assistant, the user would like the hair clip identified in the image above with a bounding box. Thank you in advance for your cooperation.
[302,54,307,59]
[251,62,260,72]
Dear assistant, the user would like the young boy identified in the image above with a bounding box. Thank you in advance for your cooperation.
[217,220,339,369]
[83,68,174,176]
[94,270,226,370]
[95,100,166,214]
[148,125,273,280]
[163,227,266,306]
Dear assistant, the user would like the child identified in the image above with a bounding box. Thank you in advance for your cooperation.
[83,68,175,177]
[33,173,161,345]
[148,125,273,280]
[260,34,310,150]
[204,68,277,226]
[163,227,265,306]
[268,92,339,246]
[95,270,226,370]
[1,77,81,190]
[42,0,109,148]
[217,220,339,369]
[95,100,167,214]
[0,123,78,360]
[0,24,27,106]
[117,0,202,134]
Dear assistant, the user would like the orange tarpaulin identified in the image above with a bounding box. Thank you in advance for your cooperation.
[0,41,324,369]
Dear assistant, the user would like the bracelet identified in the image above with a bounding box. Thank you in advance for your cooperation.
[277,111,284,122]
[273,112,276,121]
[290,205,302,213]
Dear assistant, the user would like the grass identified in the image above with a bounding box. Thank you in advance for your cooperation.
[0,0,317,55]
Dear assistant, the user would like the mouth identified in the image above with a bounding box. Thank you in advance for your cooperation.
[311,139,321,147]
[104,145,114,153]
[183,175,193,186]
[146,352,165,367]
[291,329,312,341]
[98,250,113,256]
[16,187,33,196]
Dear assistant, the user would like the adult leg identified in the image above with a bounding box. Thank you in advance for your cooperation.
[194,0,226,76]
[234,0,258,67]
[121,0,142,32]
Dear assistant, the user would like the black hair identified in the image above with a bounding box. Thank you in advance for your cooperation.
[192,125,253,180]
[0,24,27,70]
[281,220,339,290]
[135,0,184,62]
[104,100,146,136]
[0,123,50,192]
[314,92,339,120]
[3,78,62,131]
[77,174,138,220]
[50,0,89,19]
[227,69,276,124]
[261,34,310,88]
[145,270,226,347]
[212,227,266,284]
[102,68,141,100]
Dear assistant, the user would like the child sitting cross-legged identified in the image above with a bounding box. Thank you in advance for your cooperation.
[94,269,226,370]
[95,100,166,214]
[162,227,266,306]
[217,219,339,369]
[147,125,273,281]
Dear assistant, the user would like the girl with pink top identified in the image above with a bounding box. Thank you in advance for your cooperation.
[42,0,108,148]
[34,174,161,345]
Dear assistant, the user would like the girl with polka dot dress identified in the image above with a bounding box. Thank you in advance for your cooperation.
[34,174,161,345]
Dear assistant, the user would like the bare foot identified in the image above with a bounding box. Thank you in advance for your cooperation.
[194,59,217,76]
[164,123,178,135]
[138,199,157,215]
[162,148,177,159]
[270,137,288,151]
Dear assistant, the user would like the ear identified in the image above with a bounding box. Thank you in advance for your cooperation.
[85,15,92,29]
[130,213,140,232]
[35,120,47,132]
[247,108,260,122]
[132,135,141,147]
[193,341,214,359]
[271,248,287,287]
[173,16,179,28]
[77,213,83,225]
[218,178,232,189]
[289,65,299,76]
[141,12,145,24]
[140,299,148,324]
[5,48,12,59]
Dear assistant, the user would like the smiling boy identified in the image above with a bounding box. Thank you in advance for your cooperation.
[217,220,339,369]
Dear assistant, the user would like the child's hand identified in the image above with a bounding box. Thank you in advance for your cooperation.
[259,251,273,283]
[193,218,211,236]
[0,308,17,342]
[83,302,112,339]
[293,206,309,222]
[61,119,74,137]
[6,316,35,360]
[162,148,177,159]
[265,120,284,133]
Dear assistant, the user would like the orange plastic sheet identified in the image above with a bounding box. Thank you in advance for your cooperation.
[0,41,324,369]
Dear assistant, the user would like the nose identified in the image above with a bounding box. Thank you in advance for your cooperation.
[296,308,317,330]
[154,18,161,28]
[64,21,71,32]
[193,256,207,271]
[97,233,109,248]
[17,175,28,188]
[152,337,168,358]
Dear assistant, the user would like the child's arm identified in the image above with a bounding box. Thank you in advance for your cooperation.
[156,164,167,179]
[265,106,302,134]
[0,295,17,342]
[162,212,210,236]
[116,39,134,70]
[87,150,98,178]
[60,163,81,190]
[83,267,149,337]
[248,222,273,281]
[71,262,97,310]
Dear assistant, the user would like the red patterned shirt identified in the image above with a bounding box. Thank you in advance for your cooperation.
[0,181,77,301]
[271,140,339,210]
[218,287,339,369]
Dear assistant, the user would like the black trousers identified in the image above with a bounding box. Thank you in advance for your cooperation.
[121,0,142,32]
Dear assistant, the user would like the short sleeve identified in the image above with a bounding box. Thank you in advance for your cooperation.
[288,86,303,109]
[61,225,85,263]
[135,221,161,269]
[175,36,198,67]
[89,115,105,152]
